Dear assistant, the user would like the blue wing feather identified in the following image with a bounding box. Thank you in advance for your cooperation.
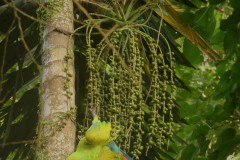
[120,148,132,160]
[107,141,133,160]
[90,121,101,128]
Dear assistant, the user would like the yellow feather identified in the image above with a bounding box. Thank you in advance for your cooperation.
[85,119,112,145]
[98,146,124,160]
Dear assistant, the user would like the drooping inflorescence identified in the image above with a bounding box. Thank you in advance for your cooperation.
[78,1,176,159]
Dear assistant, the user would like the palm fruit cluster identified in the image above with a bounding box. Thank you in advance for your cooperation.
[78,0,176,159]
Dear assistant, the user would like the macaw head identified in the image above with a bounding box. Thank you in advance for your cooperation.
[85,113,112,145]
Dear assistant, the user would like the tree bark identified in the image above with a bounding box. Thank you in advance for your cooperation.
[38,0,75,159]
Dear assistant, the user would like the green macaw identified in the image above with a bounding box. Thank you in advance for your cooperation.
[67,109,130,160]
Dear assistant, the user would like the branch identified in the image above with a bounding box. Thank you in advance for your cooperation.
[0,0,38,13]
[89,107,97,118]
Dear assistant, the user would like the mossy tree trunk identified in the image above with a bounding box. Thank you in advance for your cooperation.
[37,0,76,159]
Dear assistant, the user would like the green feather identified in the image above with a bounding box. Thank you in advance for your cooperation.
[68,116,124,160]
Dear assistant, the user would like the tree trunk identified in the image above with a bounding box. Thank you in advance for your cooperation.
[37,0,75,159]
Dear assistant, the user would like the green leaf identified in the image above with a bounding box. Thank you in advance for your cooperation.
[180,144,198,160]
[216,60,228,76]
[230,0,240,8]
[214,71,232,98]
[183,39,203,66]
[235,152,240,159]
[198,138,209,155]
[210,128,240,160]
[220,9,240,31]
[223,31,238,55]
[0,88,39,160]
[188,115,201,124]
[231,60,240,83]
[0,63,39,107]
[193,7,216,40]
[209,0,225,4]
[218,128,236,143]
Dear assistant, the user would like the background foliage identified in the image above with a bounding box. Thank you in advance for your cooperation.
[0,0,239,159]
[170,0,240,159]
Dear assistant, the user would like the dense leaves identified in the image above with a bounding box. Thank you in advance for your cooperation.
[0,1,40,159]
[171,1,240,159]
